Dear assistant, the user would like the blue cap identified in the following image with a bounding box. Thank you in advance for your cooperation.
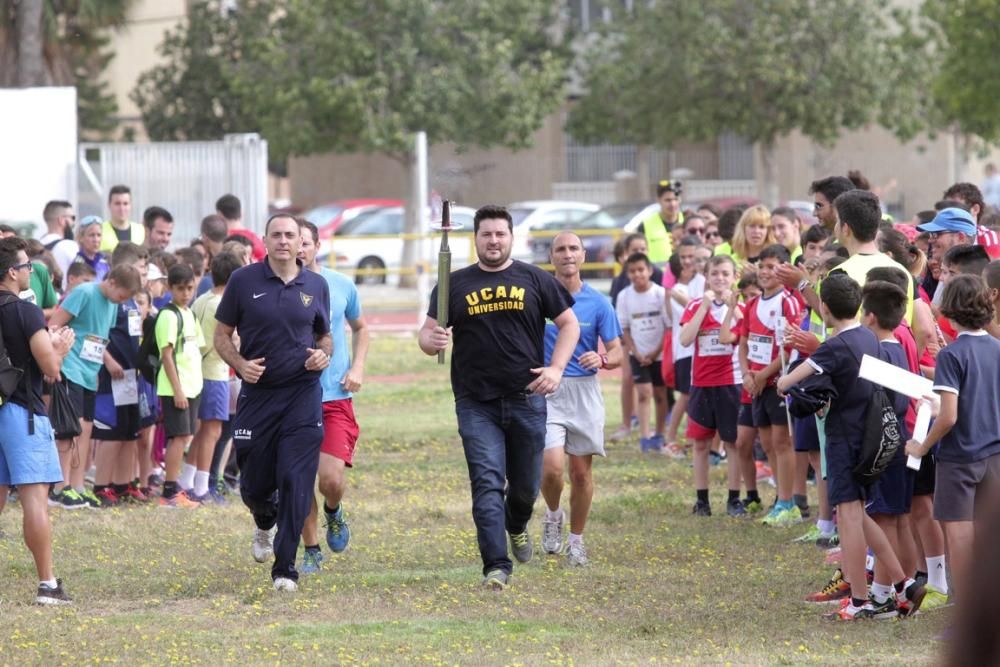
[79,215,103,229]
[917,207,976,236]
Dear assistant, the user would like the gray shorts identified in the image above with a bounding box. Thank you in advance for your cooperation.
[544,374,606,457]
[934,453,1000,522]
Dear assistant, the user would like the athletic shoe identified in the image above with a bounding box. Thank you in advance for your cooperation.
[301,548,324,575]
[541,510,564,555]
[663,442,686,460]
[120,484,150,503]
[47,487,62,507]
[796,504,811,519]
[273,577,297,592]
[823,597,875,621]
[793,525,821,543]
[79,488,101,509]
[755,461,773,480]
[897,580,927,617]
[726,498,746,517]
[7,486,18,504]
[759,505,782,526]
[159,490,201,509]
[919,585,951,612]
[650,433,666,447]
[816,532,840,549]
[869,595,899,620]
[509,530,533,563]
[187,491,212,505]
[566,541,589,567]
[769,505,803,527]
[208,488,227,505]
[324,505,351,553]
[95,487,119,508]
[36,579,72,605]
[58,489,88,510]
[692,500,712,517]
[609,426,631,442]
[147,472,164,491]
[639,436,662,453]
[708,450,726,466]
[252,526,276,563]
[806,569,851,603]
[483,569,508,591]
[630,415,639,430]
[742,498,763,513]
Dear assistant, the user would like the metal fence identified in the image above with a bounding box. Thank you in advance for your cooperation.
[77,133,269,246]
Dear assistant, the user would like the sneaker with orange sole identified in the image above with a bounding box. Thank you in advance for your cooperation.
[159,490,201,509]
[806,568,851,603]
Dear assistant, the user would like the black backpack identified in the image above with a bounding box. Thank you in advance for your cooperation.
[0,293,25,403]
[136,303,184,384]
[853,384,903,486]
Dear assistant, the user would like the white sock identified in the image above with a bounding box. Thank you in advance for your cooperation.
[193,471,210,497]
[567,532,583,547]
[871,582,893,603]
[926,554,948,593]
[40,578,58,589]
[179,463,197,490]
[817,519,835,535]
[546,507,562,521]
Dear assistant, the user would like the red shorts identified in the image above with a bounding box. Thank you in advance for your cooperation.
[320,399,360,466]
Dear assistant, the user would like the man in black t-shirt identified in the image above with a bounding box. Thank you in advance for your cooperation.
[0,237,75,604]
[419,205,579,590]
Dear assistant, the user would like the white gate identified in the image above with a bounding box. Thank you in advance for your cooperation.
[78,133,268,248]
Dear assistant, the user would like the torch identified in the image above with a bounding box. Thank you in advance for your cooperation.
[432,200,462,364]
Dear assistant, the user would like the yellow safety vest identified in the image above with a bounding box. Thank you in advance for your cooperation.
[640,210,682,264]
[100,220,145,254]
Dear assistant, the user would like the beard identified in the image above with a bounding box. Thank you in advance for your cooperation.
[477,244,512,268]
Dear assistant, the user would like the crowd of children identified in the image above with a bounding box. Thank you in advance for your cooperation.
[616,177,1000,624]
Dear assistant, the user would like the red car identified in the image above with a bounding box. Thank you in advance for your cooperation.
[303,199,402,239]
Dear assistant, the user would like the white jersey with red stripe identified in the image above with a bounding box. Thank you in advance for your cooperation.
[681,298,744,387]
[977,225,1000,259]
[736,289,803,386]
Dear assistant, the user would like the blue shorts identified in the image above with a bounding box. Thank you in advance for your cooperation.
[793,414,820,452]
[825,437,866,506]
[199,380,230,422]
[0,403,62,486]
[866,450,913,516]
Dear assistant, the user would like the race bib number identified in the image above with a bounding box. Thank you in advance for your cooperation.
[18,289,36,304]
[697,329,731,357]
[747,333,774,366]
[127,309,142,337]
[80,335,108,363]
[185,336,201,364]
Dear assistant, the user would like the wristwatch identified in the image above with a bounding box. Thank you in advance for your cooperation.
[797,278,812,292]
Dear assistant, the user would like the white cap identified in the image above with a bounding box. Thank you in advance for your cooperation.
[147,264,165,282]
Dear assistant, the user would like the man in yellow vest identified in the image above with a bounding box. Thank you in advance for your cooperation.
[100,184,145,254]
[637,180,684,266]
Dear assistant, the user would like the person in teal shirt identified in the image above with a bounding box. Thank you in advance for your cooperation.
[46,264,141,508]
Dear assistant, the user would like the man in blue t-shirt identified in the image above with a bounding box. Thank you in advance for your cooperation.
[214,214,332,592]
[539,232,623,567]
[296,221,370,574]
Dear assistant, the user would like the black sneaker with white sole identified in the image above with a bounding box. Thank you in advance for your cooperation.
[36,579,72,605]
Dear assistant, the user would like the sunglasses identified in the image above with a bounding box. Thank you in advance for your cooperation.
[685,227,706,235]
[705,231,721,239]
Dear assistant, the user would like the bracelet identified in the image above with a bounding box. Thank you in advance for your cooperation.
[797,278,812,292]
[600,354,609,369]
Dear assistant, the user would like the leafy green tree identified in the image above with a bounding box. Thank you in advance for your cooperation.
[568,0,926,205]
[0,0,135,137]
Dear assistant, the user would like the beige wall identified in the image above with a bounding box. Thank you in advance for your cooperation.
[101,0,187,138]
[290,112,566,210]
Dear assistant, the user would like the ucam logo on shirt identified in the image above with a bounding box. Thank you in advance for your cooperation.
[464,284,526,315]
[233,428,253,440]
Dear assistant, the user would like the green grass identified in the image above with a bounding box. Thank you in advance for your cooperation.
[0,336,947,665]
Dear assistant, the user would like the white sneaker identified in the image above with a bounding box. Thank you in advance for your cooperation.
[566,540,589,567]
[542,510,564,554]
[609,426,631,442]
[252,526,276,563]
[273,577,297,592]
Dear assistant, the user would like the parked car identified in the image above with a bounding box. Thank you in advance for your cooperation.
[302,198,402,239]
[321,205,477,285]
[507,200,600,262]
[529,202,648,277]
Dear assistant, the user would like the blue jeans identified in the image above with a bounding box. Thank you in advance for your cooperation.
[456,392,547,576]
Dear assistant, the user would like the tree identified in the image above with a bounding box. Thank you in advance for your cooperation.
[135,0,570,285]
[0,0,135,137]
[567,0,926,206]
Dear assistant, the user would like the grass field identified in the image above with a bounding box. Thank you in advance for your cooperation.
[0,335,947,665]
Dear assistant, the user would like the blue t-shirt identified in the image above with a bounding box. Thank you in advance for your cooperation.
[318,268,362,402]
[61,282,118,391]
[878,339,912,442]
[196,274,213,299]
[215,261,331,389]
[932,331,1000,463]
[806,324,880,445]
[544,283,621,377]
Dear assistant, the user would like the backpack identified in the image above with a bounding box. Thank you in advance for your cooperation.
[853,385,903,486]
[136,303,184,384]
[0,293,25,403]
